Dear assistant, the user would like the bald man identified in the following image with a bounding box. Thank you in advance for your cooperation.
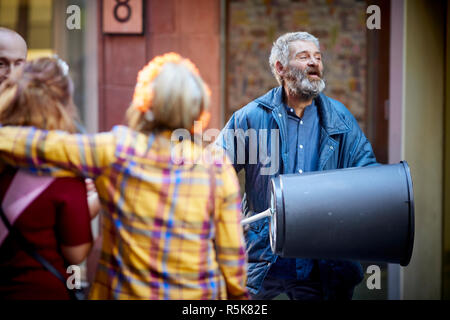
[0,27,27,86]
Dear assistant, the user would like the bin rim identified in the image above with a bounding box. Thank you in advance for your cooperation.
[400,161,415,267]
[270,176,285,255]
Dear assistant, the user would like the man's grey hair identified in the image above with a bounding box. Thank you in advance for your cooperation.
[269,32,320,86]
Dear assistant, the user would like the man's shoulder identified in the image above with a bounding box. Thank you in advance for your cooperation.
[233,87,281,119]
[319,94,360,128]
[320,94,353,117]
[235,99,263,116]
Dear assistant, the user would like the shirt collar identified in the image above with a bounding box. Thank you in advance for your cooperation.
[283,100,316,119]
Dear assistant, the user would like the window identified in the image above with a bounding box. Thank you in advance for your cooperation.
[0,0,98,132]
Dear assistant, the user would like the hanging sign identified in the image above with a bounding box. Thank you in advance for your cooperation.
[103,0,144,35]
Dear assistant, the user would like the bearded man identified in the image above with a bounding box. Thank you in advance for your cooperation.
[218,32,377,300]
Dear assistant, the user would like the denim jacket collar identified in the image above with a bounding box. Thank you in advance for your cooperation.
[255,86,351,136]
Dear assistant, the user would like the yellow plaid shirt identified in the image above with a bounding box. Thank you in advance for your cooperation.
[0,125,248,300]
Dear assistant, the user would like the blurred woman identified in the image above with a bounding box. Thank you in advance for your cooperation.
[0,53,248,300]
[0,57,98,300]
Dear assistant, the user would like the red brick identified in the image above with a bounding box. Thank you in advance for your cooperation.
[148,34,181,59]
[208,83,221,130]
[102,85,135,130]
[180,34,220,86]
[104,36,146,86]
[99,0,223,131]
[179,0,220,35]
[148,0,176,34]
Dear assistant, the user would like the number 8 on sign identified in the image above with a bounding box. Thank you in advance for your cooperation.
[114,0,131,23]
[103,0,143,34]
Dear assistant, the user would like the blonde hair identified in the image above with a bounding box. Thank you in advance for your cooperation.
[127,61,210,134]
[0,57,78,133]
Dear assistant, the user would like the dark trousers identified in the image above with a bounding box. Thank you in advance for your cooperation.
[250,274,323,300]
[251,260,323,300]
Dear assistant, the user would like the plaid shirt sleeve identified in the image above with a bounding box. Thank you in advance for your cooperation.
[0,126,116,178]
[214,161,249,299]
[0,125,250,300]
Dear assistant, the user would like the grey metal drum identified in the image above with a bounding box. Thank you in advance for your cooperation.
[269,162,414,266]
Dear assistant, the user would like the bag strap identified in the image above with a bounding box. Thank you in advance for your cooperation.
[0,171,55,246]
[0,205,78,300]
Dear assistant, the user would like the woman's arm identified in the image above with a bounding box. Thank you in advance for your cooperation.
[213,162,249,300]
[0,126,116,178]
[61,243,93,265]
[55,177,96,266]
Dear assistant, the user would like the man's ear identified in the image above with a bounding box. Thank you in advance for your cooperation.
[275,61,285,77]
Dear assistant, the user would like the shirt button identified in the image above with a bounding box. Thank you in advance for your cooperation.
[290,108,294,113]
[278,113,282,117]
[300,120,304,125]
[299,145,304,149]
[330,146,334,150]
[299,169,303,174]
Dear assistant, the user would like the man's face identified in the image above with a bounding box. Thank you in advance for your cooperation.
[0,33,27,85]
[282,40,325,99]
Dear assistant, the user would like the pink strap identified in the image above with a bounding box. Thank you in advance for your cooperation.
[0,170,54,246]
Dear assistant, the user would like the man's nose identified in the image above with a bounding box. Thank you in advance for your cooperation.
[8,63,25,78]
[307,58,319,67]
[9,63,20,74]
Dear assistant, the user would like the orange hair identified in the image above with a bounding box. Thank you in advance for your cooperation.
[127,53,211,134]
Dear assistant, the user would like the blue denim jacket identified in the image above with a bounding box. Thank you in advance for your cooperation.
[218,87,377,299]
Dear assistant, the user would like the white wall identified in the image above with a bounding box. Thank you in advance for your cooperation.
[401,0,446,299]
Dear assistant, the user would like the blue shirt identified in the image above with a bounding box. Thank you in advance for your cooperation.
[269,100,320,281]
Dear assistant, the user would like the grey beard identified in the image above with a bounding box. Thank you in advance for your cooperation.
[285,69,326,100]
